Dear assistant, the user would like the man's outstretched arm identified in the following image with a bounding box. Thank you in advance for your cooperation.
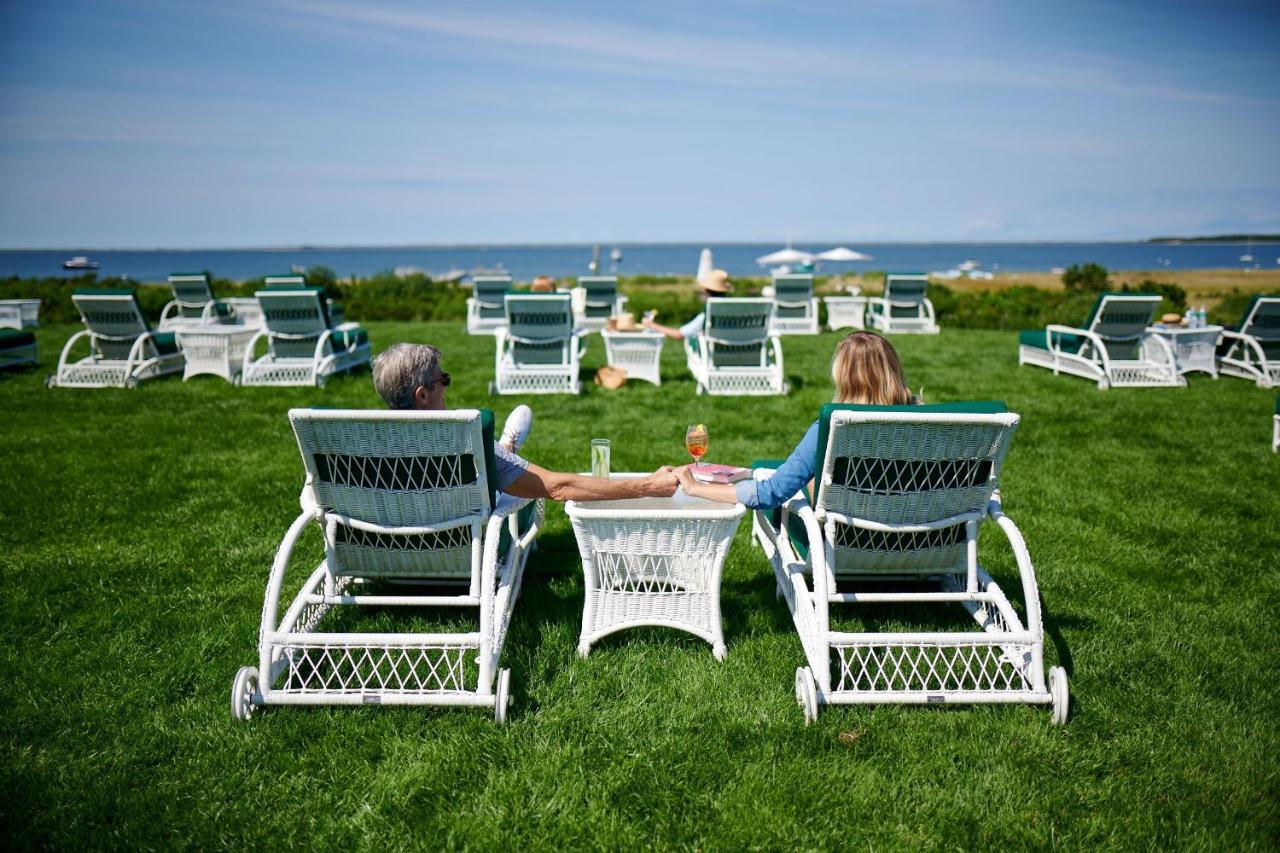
[504,463,677,503]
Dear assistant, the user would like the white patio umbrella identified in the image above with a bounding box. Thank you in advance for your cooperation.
[696,247,714,282]
[816,246,873,262]
[755,247,817,266]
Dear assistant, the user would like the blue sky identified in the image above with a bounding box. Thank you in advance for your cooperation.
[1,0,1278,247]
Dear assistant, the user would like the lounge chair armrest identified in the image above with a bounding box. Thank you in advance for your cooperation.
[1218,329,1269,363]
[986,498,1042,635]
[160,301,180,324]
[334,321,360,331]
[260,510,318,638]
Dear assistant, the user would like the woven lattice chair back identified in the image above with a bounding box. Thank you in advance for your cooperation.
[705,298,773,367]
[884,274,929,317]
[256,288,330,358]
[473,276,512,319]
[71,290,150,359]
[1083,293,1160,360]
[773,274,813,318]
[580,276,619,318]
[505,293,574,364]
[289,409,497,580]
[168,273,214,319]
[1241,295,1280,343]
[814,404,1018,575]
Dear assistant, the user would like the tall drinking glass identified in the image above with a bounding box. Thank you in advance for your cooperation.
[591,438,611,479]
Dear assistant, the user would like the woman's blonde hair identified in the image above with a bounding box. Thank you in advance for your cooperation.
[831,331,914,405]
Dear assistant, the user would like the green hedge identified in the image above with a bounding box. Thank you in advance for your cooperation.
[0,267,1214,332]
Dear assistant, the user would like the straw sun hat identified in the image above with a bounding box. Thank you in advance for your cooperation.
[699,269,732,293]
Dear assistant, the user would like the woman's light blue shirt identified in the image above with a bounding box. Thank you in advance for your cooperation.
[732,420,820,509]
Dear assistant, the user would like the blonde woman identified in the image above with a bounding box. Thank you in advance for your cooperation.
[674,331,916,507]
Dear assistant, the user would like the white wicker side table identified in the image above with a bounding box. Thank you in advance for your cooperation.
[175,326,259,384]
[601,330,665,385]
[824,296,866,331]
[566,476,745,660]
[1146,324,1223,377]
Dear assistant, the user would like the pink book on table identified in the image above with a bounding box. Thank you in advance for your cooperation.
[691,463,751,484]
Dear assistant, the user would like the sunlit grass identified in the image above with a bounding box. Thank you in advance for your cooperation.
[1,321,1276,848]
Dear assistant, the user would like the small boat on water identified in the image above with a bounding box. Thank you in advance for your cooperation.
[62,256,99,270]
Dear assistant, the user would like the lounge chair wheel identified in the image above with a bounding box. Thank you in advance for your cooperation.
[125,377,139,389]
[44,374,56,389]
[795,666,818,725]
[488,381,496,395]
[1049,666,1069,725]
[231,666,260,721]
[493,668,511,724]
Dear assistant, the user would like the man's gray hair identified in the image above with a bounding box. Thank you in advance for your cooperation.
[372,343,442,409]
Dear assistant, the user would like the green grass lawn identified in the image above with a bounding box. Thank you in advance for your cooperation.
[2,322,1277,849]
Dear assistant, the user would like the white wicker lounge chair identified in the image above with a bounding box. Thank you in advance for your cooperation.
[685,298,788,396]
[1018,292,1183,389]
[491,293,583,395]
[770,273,819,335]
[49,289,184,388]
[1218,294,1280,388]
[241,283,370,387]
[576,276,628,333]
[159,272,233,329]
[0,330,37,370]
[466,276,513,335]
[752,402,1068,724]
[866,274,939,334]
[231,408,543,722]
[0,299,41,330]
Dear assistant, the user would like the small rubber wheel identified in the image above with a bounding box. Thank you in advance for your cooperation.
[493,668,511,724]
[795,666,818,725]
[231,666,260,721]
[44,374,56,389]
[1049,666,1069,725]
[488,381,497,395]
[125,377,139,389]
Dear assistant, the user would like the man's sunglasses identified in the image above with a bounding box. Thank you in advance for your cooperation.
[432,371,452,388]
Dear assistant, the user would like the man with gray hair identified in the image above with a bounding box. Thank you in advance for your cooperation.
[372,343,678,502]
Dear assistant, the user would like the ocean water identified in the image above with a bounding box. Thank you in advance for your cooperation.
[1,242,1276,283]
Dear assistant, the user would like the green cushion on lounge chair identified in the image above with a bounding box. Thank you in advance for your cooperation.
[1019,329,1085,352]
[0,329,36,349]
[479,409,498,511]
[150,332,180,356]
[1084,291,1160,330]
[331,327,368,349]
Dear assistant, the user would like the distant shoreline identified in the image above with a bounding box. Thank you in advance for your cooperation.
[4,238,1280,253]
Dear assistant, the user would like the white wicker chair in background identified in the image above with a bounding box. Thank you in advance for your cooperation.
[752,402,1068,724]
[866,273,939,334]
[1218,294,1280,388]
[566,479,745,660]
[1018,292,1182,389]
[685,297,788,395]
[49,289,184,388]
[241,284,370,387]
[159,272,234,329]
[232,408,543,723]
[491,293,583,394]
[770,273,819,335]
[466,276,512,335]
[0,299,41,330]
[575,276,628,333]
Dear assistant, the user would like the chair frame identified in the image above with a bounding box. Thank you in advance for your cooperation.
[231,408,543,723]
[1019,293,1183,389]
[866,274,939,334]
[491,293,583,395]
[685,298,788,396]
[50,291,184,388]
[241,288,370,387]
[159,273,231,329]
[1218,295,1280,388]
[751,408,1067,724]
[770,273,819,335]
[466,276,513,336]
[575,276,628,333]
